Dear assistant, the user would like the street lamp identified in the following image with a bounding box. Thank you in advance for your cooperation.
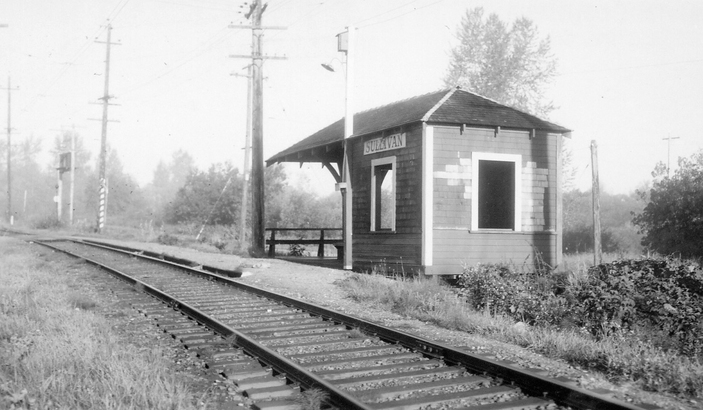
[333,26,355,270]
[321,62,336,72]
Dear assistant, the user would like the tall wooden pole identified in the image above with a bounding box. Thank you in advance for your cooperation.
[590,140,602,265]
[1,25,9,224]
[239,64,252,252]
[250,1,266,256]
[95,24,118,232]
[70,127,76,225]
[96,24,111,232]
[1,76,22,223]
[6,77,11,224]
[230,3,285,255]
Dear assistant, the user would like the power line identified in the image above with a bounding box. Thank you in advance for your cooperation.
[353,0,423,26]
[355,0,446,29]
[21,23,111,112]
[19,0,130,112]
[557,58,703,77]
[106,0,132,23]
[266,0,327,38]
[148,0,235,12]
[120,25,236,96]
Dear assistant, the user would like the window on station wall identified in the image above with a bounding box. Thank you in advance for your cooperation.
[371,157,396,231]
[471,153,522,231]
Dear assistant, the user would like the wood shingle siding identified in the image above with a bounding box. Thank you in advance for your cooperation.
[352,124,424,234]
[429,125,560,273]
[352,233,422,273]
[351,124,424,272]
[429,230,557,275]
[267,88,570,274]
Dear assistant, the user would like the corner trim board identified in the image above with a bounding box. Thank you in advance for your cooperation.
[422,125,434,266]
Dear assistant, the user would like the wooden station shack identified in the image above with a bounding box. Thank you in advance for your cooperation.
[266,87,571,275]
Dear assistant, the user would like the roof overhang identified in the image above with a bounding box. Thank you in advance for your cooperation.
[266,88,572,167]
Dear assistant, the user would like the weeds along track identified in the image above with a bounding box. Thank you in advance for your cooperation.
[35,238,658,410]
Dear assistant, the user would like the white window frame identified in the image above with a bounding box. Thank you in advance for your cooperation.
[370,156,396,232]
[471,152,522,231]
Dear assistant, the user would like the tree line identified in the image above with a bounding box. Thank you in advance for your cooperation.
[1,7,699,259]
[3,127,699,258]
[0,131,341,238]
[0,131,143,227]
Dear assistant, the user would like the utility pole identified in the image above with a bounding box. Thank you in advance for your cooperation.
[590,140,602,266]
[232,65,252,253]
[2,76,19,224]
[1,24,11,224]
[250,2,264,256]
[70,126,76,225]
[663,135,680,177]
[230,1,285,256]
[56,161,63,221]
[94,23,120,233]
[6,77,12,225]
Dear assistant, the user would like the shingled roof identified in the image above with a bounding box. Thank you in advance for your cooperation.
[266,87,570,166]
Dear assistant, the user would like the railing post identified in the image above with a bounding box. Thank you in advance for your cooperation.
[268,229,276,257]
[318,229,325,258]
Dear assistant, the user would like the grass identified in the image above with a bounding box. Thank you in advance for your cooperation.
[295,388,328,410]
[0,238,201,409]
[337,271,703,399]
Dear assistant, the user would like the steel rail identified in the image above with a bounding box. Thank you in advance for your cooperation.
[38,238,657,410]
[34,239,372,410]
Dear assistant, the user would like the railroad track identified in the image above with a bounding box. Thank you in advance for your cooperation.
[34,238,658,410]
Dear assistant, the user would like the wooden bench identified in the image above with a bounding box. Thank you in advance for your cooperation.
[333,242,344,261]
[265,228,342,258]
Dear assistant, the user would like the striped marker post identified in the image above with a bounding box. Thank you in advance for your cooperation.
[97,178,106,231]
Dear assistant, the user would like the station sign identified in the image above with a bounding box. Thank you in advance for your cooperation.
[363,132,406,155]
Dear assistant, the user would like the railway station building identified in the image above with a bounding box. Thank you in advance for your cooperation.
[266,87,571,275]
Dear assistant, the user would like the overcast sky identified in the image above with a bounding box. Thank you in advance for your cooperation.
[1,0,702,196]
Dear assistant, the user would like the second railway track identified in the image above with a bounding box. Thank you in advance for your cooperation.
[35,238,659,410]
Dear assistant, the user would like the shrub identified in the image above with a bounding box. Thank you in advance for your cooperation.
[156,233,180,246]
[288,243,307,257]
[337,267,703,398]
[31,216,64,230]
[563,224,620,254]
[573,257,703,357]
[457,258,703,358]
[138,220,160,242]
[211,239,227,251]
[633,151,703,258]
[455,264,571,328]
